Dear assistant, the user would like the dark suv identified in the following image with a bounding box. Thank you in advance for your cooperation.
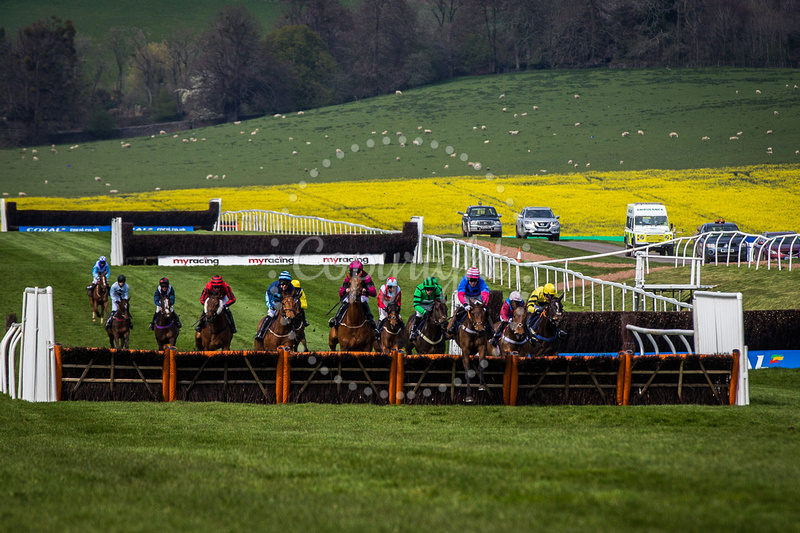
[458,205,502,238]
[695,222,748,262]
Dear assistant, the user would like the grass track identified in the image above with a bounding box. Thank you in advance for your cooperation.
[1,369,798,532]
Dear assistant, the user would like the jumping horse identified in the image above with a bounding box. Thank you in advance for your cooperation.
[329,274,374,352]
[107,298,131,349]
[453,297,490,402]
[255,294,301,351]
[378,301,405,352]
[406,299,449,355]
[493,305,534,357]
[154,295,180,350]
[528,295,564,356]
[195,291,233,351]
[90,275,109,323]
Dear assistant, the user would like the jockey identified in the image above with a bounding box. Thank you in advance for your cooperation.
[87,255,110,294]
[490,290,526,347]
[255,271,296,341]
[328,260,377,330]
[376,277,402,338]
[197,274,237,333]
[149,277,182,330]
[526,282,567,338]
[291,279,310,327]
[106,274,132,330]
[408,277,445,342]
[447,267,491,337]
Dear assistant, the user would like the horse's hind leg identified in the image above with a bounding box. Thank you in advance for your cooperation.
[461,353,474,403]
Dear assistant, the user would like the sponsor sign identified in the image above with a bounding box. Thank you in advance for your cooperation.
[747,350,800,369]
[159,253,385,267]
[20,226,111,232]
[133,226,194,232]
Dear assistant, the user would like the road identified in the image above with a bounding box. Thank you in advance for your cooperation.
[551,240,678,264]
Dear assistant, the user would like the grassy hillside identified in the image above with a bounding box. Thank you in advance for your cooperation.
[3,69,800,200]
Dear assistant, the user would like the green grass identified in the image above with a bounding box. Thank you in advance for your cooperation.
[1,369,798,532]
[3,69,800,198]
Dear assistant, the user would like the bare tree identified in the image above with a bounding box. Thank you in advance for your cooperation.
[104,27,135,96]
[165,26,197,115]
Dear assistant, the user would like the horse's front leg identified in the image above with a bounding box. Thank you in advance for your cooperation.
[461,352,474,403]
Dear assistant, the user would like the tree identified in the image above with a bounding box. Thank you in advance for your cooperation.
[2,16,86,144]
[195,5,266,120]
[104,27,135,97]
[265,25,335,109]
[165,26,197,116]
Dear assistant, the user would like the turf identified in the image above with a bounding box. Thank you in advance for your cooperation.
[0,369,798,532]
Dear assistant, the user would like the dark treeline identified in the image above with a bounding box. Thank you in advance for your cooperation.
[2,0,799,145]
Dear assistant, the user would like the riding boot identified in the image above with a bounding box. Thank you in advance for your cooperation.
[447,308,463,337]
[105,310,115,330]
[490,321,506,347]
[255,315,271,340]
[329,302,348,328]
[195,314,206,332]
[300,310,309,328]
[149,311,158,330]
[408,321,420,341]
[375,318,385,340]
[175,314,182,329]
[128,316,133,330]
[225,308,237,333]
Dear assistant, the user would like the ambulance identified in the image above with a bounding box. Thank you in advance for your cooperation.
[624,202,675,255]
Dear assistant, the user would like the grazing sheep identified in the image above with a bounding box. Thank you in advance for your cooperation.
[766,130,773,135]
[638,130,644,135]
[620,160,624,164]
[396,90,402,95]
[121,143,131,148]
[292,151,298,155]
[182,139,189,143]
[424,129,432,134]
[31,149,38,154]
[484,140,490,143]
[444,164,449,169]
[767,147,773,154]
[586,163,590,167]
[669,132,678,138]
[50,148,57,153]
[19,192,27,197]
[730,136,739,140]
[574,164,578,168]
[509,130,519,135]
[234,121,241,125]
[396,157,400,161]
[514,113,518,118]
[574,94,580,99]
[173,134,179,138]
[795,150,799,155]
[622,131,630,137]
[274,113,282,117]
[160,130,166,135]
[521,112,527,116]
[95,177,102,181]
[206,174,213,180]
[109,190,118,194]
[297,111,304,115]
[737,131,743,135]
[481,125,487,130]
[702,136,710,141]
[473,126,478,131]
[468,162,474,167]
[533,106,539,110]
[568,160,573,164]
[756,90,761,94]
[499,94,505,99]
[33,156,38,161]
[574,122,580,127]
[502,107,507,112]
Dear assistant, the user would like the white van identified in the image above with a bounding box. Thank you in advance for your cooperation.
[624,203,675,255]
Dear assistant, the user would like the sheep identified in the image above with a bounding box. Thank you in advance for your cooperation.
[19,192,26,197]
[297,111,304,115]
[474,163,482,171]
[499,94,505,99]
[396,90,402,95]
[574,122,581,127]
[767,147,773,154]
[756,90,761,94]
[514,113,518,118]
[396,157,400,161]
[274,113,282,118]
[620,160,624,164]
[638,130,644,136]
[702,136,710,141]
[669,132,678,138]
[796,150,800,155]
[574,94,580,99]
[774,111,779,115]
[484,140,490,144]
[533,106,539,110]
[737,131,743,136]
[159,130,166,135]
[206,174,213,180]
[473,126,478,131]
[95,177,102,181]
[502,107,507,112]
[568,160,573,164]
[234,121,241,125]
[155,187,161,191]
[121,143,131,148]
[182,139,189,143]
[766,130,773,135]
[481,125,487,130]
[468,162,474,167]
[292,151,298,155]
[50,148,57,153]
[509,130,519,135]
[730,136,739,140]
[444,164,449,169]
[33,156,38,161]
[586,162,590,167]
[621,131,630,137]
[424,129,432,134]
[521,112,527,116]
[31,149,38,154]
[109,190,118,194]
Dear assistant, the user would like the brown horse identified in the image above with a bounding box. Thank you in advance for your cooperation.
[406,299,449,355]
[378,302,405,352]
[107,298,131,349]
[90,275,109,323]
[528,295,565,356]
[493,305,534,357]
[254,294,300,351]
[154,295,179,350]
[454,297,490,402]
[195,292,233,351]
[329,274,374,352]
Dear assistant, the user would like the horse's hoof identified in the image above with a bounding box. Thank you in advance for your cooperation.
[478,385,486,392]
[465,396,474,403]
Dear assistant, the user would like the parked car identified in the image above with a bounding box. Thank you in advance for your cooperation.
[694,221,748,262]
[515,206,560,240]
[458,205,502,238]
[753,231,800,260]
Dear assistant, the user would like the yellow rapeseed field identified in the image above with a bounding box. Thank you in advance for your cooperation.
[13,164,800,236]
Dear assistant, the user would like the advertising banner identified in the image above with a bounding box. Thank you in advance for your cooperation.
[19,226,111,232]
[158,253,385,267]
[747,350,800,369]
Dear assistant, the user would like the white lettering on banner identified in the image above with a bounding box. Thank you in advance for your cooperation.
[159,254,385,267]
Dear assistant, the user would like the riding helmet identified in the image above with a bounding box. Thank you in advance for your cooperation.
[387,277,398,287]
[423,277,436,289]
[543,283,556,296]
[509,290,523,302]
[211,275,224,287]
[160,277,169,286]
[98,256,106,264]
[466,267,480,279]
[117,274,126,283]
[279,271,292,281]
[349,260,363,271]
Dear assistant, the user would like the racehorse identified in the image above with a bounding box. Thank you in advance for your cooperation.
[195,291,233,351]
[329,274,374,352]
[107,298,131,349]
[493,305,534,357]
[255,294,300,351]
[528,295,564,356]
[453,297,490,402]
[90,275,109,323]
[406,299,449,355]
[378,302,405,352]
[154,295,179,350]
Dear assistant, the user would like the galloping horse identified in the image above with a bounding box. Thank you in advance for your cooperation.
[195,291,233,351]
[154,295,179,350]
[406,299,449,355]
[529,295,565,356]
[255,294,300,351]
[329,274,374,352]
[107,298,131,349]
[454,297,490,402]
[90,275,109,323]
[378,302,405,352]
[494,305,534,357]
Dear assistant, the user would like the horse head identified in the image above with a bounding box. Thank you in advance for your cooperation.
[117,298,130,318]
[467,297,487,333]
[385,302,401,330]
[347,273,364,304]
[545,295,564,327]
[97,275,109,294]
[159,295,172,318]
[510,304,528,336]
[279,294,299,325]
[205,291,224,319]
[430,299,449,329]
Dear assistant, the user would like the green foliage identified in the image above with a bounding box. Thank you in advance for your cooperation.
[265,25,335,109]
[151,87,181,122]
[87,109,116,139]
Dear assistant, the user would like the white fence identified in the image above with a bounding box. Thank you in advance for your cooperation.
[215,209,398,236]
[1,287,57,402]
